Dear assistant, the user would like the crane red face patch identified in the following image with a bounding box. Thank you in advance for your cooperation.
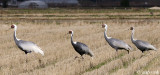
[69,30,72,34]
[130,27,134,30]
[102,24,105,28]
[11,25,14,28]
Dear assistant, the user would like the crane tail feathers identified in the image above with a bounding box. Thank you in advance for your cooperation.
[88,49,94,57]
[33,46,44,56]
[39,50,44,56]
[153,47,157,50]
[150,45,157,50]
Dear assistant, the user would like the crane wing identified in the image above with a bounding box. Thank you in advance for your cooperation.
[110,38,129,49]
[135,40,156,50]
[76,42,94,56]
[18,40,44,55]
[76,42,89,52]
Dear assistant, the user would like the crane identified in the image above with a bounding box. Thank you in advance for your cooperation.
[102,24,132,54]
[11,24,44,56]
[68,30,94,59]
[130,27,157,53]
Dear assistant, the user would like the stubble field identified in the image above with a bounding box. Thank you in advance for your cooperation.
[0,8,160,75]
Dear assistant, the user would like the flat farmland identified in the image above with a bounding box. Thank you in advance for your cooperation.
[0,8,160,75]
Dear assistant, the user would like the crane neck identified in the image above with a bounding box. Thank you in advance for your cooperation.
[104,27,109,41]
[131,29,136,42]
[71,32,74,45]
[14,27,19,43]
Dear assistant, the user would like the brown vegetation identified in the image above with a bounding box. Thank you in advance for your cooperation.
[0,9,160,75]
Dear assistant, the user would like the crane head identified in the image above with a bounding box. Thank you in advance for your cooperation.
[68,30,73,34]
[102,24,107,28]
[130,27,134,30]
[102,24,105,28]
[11,25,15,28]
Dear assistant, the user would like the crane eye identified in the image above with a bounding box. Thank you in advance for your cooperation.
[11,25,14,28]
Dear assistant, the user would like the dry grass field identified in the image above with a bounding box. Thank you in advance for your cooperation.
[0,8,160,75]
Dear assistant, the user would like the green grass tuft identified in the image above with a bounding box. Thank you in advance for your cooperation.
[85,53,125,73]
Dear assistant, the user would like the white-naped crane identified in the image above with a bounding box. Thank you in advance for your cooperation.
[102,24,132,54]
[130,27,157,53]
[11,24,44,56]
[68,30,94,59]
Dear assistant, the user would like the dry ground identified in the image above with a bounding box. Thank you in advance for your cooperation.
[0,9,160,75]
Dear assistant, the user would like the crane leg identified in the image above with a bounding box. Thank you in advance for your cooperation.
[148,50,152,55]
[141,50,144,53]
[116,49,118,56]
[81,55,84,59]
[127,50,129,54]
[116,49,118,52]
[25,54,28,71]
[25,54,28,63]
[140,51,145,58]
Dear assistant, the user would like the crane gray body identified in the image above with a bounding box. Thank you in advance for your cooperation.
[132,40,156,52]
[105,37,132,51]
[72,42,92,57]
